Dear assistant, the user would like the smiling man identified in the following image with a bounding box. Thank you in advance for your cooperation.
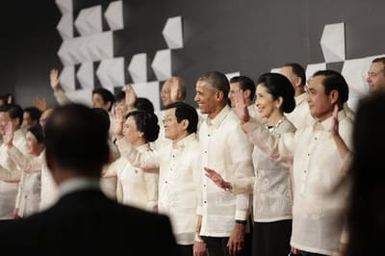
[116,101,206,256]
[367,57,385,93]
[194,71,254,256]
[237,70,353,256]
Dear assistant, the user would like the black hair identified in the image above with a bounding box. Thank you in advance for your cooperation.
[24,107,42,122]
[27,124,44,144]
[92,88,115,111]
[283,63,306,87]
[44,104,110,175]
[165,102,199,134]
[256,73,295,113]
[125,111,159,143]
[5,104,24,127]
[198,71,230,105]
[230,76,256,101]
[312,70,349,105]
[134,97,155,113]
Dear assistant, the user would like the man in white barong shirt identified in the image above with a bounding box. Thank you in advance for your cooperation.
[194,71,254,256]
[116,102,205,256]
[238,70,352,256]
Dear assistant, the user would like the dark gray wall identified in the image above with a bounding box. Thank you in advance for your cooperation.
[1,0,384,107]
[0,1,61,106]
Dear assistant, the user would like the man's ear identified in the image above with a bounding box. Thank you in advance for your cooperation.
[329,89,339,105]
[215,90,225,102]
[11,118,20,131]
[176,90,183,101]
[276,96,284,109]
[243,90,251,101]
[294,77,302,89]
[181,119,189,131]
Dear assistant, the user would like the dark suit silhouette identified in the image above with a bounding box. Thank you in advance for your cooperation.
[0,188,178,255]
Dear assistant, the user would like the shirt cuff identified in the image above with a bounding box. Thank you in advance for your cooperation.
[235,210,248,221]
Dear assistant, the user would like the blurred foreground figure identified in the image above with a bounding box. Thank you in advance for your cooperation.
[0,104,178,256]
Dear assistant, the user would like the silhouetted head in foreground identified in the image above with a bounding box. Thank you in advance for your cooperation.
[44,104,110,183]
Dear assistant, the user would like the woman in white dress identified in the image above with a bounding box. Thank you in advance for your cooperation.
[205,73,296,256]
[116,110,160,211]
[3,124,44,218]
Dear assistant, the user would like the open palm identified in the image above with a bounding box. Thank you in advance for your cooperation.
[233,90,250,123]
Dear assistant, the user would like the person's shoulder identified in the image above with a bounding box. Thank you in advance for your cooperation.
[116,205,177,250]
[104,200,168,225]
[224,110,244,129]
[281,118,296,133]
[121,204,169,223]
[339,112,354,132]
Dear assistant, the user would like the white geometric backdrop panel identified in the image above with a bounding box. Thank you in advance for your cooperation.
[56,1,184,111]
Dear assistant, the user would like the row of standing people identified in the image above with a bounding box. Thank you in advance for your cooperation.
[1,57,385,255]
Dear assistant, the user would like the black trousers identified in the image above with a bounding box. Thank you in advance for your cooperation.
[201,233,252,256]
[252,220,292,256]
[298,252,327,256]
[177,244,193,256]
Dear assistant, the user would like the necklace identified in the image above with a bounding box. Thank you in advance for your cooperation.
[267,116,285,135]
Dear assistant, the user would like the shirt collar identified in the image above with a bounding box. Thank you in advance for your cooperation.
[172,133,197,150]
[313,110,347,131]
[136,143,150,152]
[206,105,231,128]
[59,177,100,198]
[13,129,25,139]
[295,93,307,105]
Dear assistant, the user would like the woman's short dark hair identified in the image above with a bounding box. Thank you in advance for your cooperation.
[256,73,295,113]
[27,124,44,144]
[126,111,159,143]
[92,88,115,111]
[24,107,42,122]
[134,97,155,113]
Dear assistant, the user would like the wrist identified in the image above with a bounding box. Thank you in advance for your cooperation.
[224,182,232,191]
[194,232,203,242]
